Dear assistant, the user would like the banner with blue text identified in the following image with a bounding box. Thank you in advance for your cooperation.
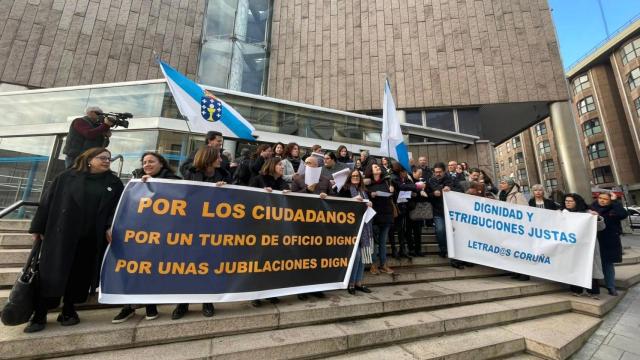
[443,192,597,288]
[99,180,367,304]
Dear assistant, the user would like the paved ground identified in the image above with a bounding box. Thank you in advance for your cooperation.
[572,233,640,360]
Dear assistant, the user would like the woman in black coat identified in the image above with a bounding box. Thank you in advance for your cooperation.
[591,192,628,296]
[365,163,395,275]
[249,157,290,192]
[528,184,558,210]
[26,147,124,333]
[112,152,180,324]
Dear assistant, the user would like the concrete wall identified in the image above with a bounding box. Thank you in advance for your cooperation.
[0,0,205,88]
[267,0,568,112]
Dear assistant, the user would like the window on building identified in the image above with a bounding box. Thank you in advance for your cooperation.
[572,74,590,94]
[405,111,423,126]
[582,118,602,137]
[635,97,640,117]
[198,0,272,94]
[425,110,455,132]
[500,161,504,171]
[512,136,521,148]
[544,178,558,192]
[587,141,608,160]
[521,185,530,194]
[506,142,511,152]
[498,147,503,157]
[592,166,614,184]
[457,109,482,136]
[515,152,524,164]
[538,140,551,154]
[629,68,640,90]
[535,122,547,136]
[517,168,527,180]
[508,157,513,167]
[542,159,555,173]
[621,37,640,65]
[577,96,596,115]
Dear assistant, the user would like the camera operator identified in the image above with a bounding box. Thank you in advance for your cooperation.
[63,106,113,168]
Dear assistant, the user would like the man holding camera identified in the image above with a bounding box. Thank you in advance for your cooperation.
[63,106,113,168]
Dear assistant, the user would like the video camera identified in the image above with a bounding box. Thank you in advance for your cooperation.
[97,111,133,128]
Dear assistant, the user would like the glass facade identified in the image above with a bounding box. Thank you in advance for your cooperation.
[582,118,602,137]
[535,122,547,136]
[426,110,455,132]
[457,109,482,136]
[572,74,590,94]
[592,166,614,184]
[198,0,271,94]
[587,141,608,160]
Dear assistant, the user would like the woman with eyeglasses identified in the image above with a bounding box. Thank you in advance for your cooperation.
[562,193,606,299]
[590,192,628,296]
[339,169,374,294]
[25,147,124,333]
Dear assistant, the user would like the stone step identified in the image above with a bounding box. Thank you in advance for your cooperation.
[0,265,505,305]
[328,312,601,360]
[0,220,30,233]
[614,263,640,289]
[0,249,29,267]
[0,278,565,359]
[0,233,32,249]
[619,247,640,265]
[0,267,20,288]
[43,293,591,360]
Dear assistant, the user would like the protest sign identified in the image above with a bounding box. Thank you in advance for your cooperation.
[443,192,597,288]
[99,180,368,304]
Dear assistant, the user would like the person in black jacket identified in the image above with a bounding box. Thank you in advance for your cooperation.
[365,163,395,275]
[172,146,229,320]
[111,152,180,324]
[179,131,231,176]
[428,163,453,259]
[26,147,124,333]
[249,158,290,192]
[408,167,431,257]
[249,144,273,179]
[591,192,628,296]
[336,145,352,163]
[528,184,558,210]
[389,163,425,258]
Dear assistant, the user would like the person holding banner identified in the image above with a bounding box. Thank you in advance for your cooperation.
[25,148,124,333]
[365,163,395,274]
[249,158,290,192]
[528,184,559,210]
[112,152,180,323]
[498,178,527,205]
[591,193,628,296]
[339,169,374,294]
[563,194,606,298]
[173,146,230,319]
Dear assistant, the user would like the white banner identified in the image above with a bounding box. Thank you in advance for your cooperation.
[443,192,597,288]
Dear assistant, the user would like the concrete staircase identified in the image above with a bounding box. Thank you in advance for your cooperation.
[0,219,639,360]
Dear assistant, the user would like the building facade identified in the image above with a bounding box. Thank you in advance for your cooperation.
[0,0,575,213]
[494,117,565,198]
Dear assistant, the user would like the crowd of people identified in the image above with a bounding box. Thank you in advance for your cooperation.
[23,128,629,333]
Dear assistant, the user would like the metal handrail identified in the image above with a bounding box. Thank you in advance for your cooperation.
[0,200,39,219]
[111,154,124,178]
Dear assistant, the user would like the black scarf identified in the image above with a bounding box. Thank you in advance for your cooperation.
[289,157,301,172]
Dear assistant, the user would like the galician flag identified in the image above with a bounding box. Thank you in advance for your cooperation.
[380,79,410,170]
[159,60,256,141]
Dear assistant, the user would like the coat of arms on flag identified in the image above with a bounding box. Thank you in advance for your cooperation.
[201,91,222,122]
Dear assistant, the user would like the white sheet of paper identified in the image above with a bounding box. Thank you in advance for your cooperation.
[374,191,393,197]
[397,197,408,203]
[364,206,377,223]
[304,166,322,186]
[398,191,412,199]
[332,168,351,192]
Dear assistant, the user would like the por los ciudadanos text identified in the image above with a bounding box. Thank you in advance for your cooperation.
[99,179,368,303]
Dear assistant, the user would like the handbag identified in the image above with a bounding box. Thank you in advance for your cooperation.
[1,237,42,326]
[410,201,433,220]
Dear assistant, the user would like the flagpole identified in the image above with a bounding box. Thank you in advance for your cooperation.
[383,74,391,159]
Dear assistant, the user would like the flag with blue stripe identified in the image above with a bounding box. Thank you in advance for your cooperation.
[158,60,256,141]
[380,79,410,171]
